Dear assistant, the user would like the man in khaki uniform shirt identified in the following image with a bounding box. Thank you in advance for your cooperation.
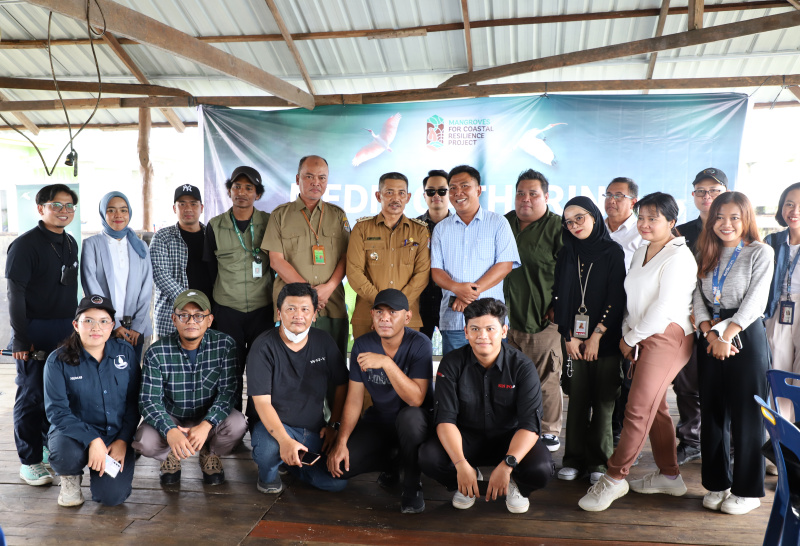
[261,155,350,355]
[347,172,431,339]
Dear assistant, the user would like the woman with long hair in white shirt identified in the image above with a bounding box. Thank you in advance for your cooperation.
[579,192,697,512]
[694,191,773,516]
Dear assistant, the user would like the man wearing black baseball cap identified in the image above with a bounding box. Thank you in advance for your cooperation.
[673,167,729,467]
[328,289,434,514]
[150,184,214,340]
[204,166,274,421]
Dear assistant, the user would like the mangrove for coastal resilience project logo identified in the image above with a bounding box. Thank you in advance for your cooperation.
[426,115,494,151]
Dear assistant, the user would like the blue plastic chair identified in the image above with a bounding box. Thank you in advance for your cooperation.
[767,369,800,418]
[755,395,800,546]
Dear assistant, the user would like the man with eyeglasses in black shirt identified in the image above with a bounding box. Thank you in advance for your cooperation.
[416,170,450,339]
[419,298,554,514]
[7,184,80,486]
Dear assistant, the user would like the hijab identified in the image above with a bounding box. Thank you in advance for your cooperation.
[553,196,621,324]
[99,191,148,259]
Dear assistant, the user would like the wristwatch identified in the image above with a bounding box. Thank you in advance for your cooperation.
[504,455,518,469]
[327,421,340,431]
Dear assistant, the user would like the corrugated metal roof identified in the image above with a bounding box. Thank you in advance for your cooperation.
[0,0,799,127]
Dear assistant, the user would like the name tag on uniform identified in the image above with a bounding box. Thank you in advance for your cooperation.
[312,244,326,265]
[253,261,263,278]
[780,300,795,325]
[574,314,590,339]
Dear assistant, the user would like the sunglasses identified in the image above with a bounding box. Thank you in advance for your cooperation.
[425,188,448,197]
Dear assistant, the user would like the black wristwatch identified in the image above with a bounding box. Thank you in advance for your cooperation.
[504,455,517,469]
[327,421,340,431]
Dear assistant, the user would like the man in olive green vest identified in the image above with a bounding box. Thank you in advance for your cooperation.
[261,155,350,356]
[204,166,274,417]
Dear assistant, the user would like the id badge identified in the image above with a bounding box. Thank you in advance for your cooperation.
[252,260,263,278]
[312,244,326,265]
[573,314,590,339]
[780,300,795,325]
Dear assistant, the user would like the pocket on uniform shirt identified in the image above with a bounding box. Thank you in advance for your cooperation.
[113,372,130,399]
[474,239,493,262]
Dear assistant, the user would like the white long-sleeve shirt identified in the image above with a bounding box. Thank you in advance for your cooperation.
[606,213,643,272]
[622,237,697,346]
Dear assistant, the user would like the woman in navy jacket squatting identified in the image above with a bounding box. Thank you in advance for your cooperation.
[44,295,140,507]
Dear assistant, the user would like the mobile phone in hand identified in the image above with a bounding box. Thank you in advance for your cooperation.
[732,334,743,351]
[104,454,121,478]
[301,451,321,466]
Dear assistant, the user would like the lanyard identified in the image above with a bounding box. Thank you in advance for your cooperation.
[712,240,744,319]
[301,202,325,244]
[577,257,594,314]
[229,211,260,261]
[786,244,800,297]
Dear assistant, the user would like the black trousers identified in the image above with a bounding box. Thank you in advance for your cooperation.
[419,300,440,340]
[673,341,701,448]
[212,303,274,418]
[612,359,633,439]
[698,314,769,497]
[418,428,555,496]
[14,318,74,465]
[335,407,431,490]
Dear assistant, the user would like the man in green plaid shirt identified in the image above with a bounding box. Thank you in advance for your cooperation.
[133,289,246,486]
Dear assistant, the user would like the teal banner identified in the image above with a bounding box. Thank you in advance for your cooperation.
[200,94,748,224]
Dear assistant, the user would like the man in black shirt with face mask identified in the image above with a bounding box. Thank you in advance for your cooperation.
[7,184,80,486]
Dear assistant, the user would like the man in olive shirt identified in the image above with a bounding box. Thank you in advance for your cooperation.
[347,172,430,339]
[203,166,273,415]
[261,155,350,356]
[503,169,564,452]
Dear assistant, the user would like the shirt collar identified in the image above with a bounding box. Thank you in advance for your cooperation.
[293,196,325,215]
[468,343,506,371]
[606,213,637,233]
[455,205,484,226]
[376,212,409,229]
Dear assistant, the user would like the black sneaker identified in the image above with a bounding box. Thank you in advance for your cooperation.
[400,487,425,514]
[377,471,399,489]
[676,443,701,465]
[541,434,561,452]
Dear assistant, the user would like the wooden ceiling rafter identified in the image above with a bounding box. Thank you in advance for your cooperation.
[688,0,705,30]
[460,0,474,73]
[263,0,316,95]
[0,91,40,134]
[0,76,190,96]
[643,0,671,95]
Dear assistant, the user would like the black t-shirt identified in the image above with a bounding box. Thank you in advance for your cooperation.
[180,227,215,303]
[349,328,433,424]
[676,217,703,254]
[246,328,348,431]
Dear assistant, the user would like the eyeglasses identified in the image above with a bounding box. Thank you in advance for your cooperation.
[174,312,210,323]
[563,214,592,230]
[78,318,114,328]
[43,202,77,212]
[425,188,448,197]
[693,189,724,198]
[602,193,633,201]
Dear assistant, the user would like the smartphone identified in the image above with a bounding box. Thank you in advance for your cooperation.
[301,451,321,466]
[732,334,743,351]
[633,344,640,361]
[104,454,121,478]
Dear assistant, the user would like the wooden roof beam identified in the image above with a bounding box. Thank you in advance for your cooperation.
[460,0,474,73]
[0,91,40,134]
[688,0,704,30]
[24,0,315,110]
[643,0,671,95]
[0,76,190,96]
[100,31,185,132]
[0,121,198,131]
[788,0,800,9]
[789,85,800,101]
[264,0,315,95]
[440,11,800,87]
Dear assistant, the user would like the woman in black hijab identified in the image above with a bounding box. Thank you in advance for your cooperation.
[553,196,626,486]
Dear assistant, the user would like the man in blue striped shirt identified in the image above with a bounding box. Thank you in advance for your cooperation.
[431,165,520,354]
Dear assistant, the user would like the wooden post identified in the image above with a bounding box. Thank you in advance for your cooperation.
[138,107,153,232]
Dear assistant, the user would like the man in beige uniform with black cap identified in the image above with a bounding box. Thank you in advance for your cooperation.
[261,155,350,356]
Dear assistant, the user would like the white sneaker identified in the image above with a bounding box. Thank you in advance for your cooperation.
[19,463,53,486]
[589,472,603,485]
[578,475,629,512]
[629,470,687,496]
[58,475,84,507]
[505,478,529,514]
[452,490,477,510]
[703,489,731,511]
[720,494,760,515]
[558,467,580,481]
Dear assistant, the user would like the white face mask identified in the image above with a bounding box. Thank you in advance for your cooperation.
[282,324,311,343]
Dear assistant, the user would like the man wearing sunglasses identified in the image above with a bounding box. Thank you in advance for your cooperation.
[671,168,729,467]
[417,170,450,339]
[7,184,80,486]
[134,289,245,486]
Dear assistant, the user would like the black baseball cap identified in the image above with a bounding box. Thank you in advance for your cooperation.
[174,184,202,202]
[692,168,728,188]
[230,166,263,187]
[75,294,115,319]
[372,289,409,311]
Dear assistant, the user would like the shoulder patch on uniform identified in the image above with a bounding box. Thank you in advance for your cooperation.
[410,217,428,228]
[357,216,375,223]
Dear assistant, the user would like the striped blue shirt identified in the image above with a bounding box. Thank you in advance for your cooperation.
[431,206,520,330]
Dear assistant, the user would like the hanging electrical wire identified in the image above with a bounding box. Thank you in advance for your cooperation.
[0,0,106,176]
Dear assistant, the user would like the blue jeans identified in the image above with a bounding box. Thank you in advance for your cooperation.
[48,431,135,506]
[251,421,346,492]
[441,329,468,356]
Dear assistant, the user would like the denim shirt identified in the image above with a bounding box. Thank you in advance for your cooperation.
[44,337,141,448]
[764,229,790,320]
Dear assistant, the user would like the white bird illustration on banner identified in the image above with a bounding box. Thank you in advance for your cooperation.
[352,113,402,167]
[516,123,567,166]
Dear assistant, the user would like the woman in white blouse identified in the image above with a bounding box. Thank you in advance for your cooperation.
[579,192,697,512]
[81,192,153,363]
[694,191,773,516]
